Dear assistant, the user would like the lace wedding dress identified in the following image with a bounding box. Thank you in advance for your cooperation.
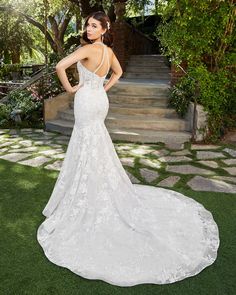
[37,42,220,287]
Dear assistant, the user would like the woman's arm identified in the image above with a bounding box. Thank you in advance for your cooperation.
[55,45,90,94]
[104,51,123,92]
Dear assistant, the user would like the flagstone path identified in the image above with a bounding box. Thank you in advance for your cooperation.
[0,128,236,194]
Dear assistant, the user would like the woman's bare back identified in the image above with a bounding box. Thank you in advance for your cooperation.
[80,43,112,78]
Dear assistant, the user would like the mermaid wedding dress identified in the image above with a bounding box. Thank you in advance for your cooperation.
[37,42,220,287]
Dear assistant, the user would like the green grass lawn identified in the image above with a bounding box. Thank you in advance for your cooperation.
[0,158,235,295]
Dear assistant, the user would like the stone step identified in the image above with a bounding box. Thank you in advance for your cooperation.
[108,128,191,144]
[108,104,178,118]
[108,81,170,96]
[126,65,170,74]
[70,95,169,107]
[45,119,74,135]
[58,105,178,122]
[123,72,171,79]
[127,60,169,66]
[58,109,74,121]
[45,119,191,144]
[105,113,190,132]
[129,54,167,60]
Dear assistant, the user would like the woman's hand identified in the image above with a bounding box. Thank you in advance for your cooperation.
[68,84,82,94]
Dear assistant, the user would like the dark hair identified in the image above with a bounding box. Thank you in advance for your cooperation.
[81,11,113,48]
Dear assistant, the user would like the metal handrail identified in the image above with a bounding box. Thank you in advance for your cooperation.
[1,66,56,103]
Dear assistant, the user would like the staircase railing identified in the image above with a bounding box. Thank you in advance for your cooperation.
[0,66,52,103]
[124,22,156,55]
[113,21,156,72]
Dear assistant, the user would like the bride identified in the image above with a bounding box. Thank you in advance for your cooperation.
[37,11,220,287]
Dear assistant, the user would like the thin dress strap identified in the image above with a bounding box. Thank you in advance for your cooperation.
[105,46,110,75]
[93,44,106,74]
[93,44,110,76]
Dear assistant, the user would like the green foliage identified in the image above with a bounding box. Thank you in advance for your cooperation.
[156,0,235,142]
[0,102,11,126]
[33,70,64,100]
[155,0,235,66]
[192,65,235,142]
[168,75,196,117]
[0,63,21,80]
[0,7,36,64]
[0,89,43,127]
[170,64,236,142]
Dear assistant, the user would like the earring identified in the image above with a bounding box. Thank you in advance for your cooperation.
[101,34,104,43]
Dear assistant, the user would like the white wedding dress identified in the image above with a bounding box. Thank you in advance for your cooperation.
[37,42,220,287]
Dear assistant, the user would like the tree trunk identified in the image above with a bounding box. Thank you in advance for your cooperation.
[11,49,20,63]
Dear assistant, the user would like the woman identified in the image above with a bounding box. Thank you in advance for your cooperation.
[37,11,220,287]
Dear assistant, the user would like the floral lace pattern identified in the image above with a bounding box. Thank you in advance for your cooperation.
[37,48,220,287]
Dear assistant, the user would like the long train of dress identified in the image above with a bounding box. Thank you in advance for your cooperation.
[37,42,220,287]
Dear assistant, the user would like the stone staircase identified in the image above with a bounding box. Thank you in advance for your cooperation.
[123,54,170,80]
[45,55,192,144]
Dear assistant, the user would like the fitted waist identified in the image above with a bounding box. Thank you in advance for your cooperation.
[79,80,104,90]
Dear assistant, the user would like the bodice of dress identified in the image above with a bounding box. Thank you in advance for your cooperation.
[77,42,110,90]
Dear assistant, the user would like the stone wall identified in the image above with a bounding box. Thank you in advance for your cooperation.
[185,102,209,142]
[44,92,74,121]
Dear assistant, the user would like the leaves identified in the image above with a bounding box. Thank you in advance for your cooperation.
[156,0,235,142]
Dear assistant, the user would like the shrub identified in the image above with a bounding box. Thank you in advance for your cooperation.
[156,0,235,142]
[0,89,43,128]
[169,64,236,142]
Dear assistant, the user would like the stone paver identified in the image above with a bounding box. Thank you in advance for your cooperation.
[222,167,236,176]
[19,156,52,167]
[159,156,192,163]
[0,148,8,153]
[166,164,215,175]
[34,140,54,146]
[140,168,159,182]
[198,160,219,169]
[8,147,38,153]
[151,149,169,157]
[130,147,154,156]
[44,160,63,171]
[0,135,6,140]
[158,176,180,187]
[19,129,34,133]
[0,142,13,148]
[7,137,24,142]
[120,157,135,167]
[139,158,161,169]
[171,149,192,156]
[213,176,236,184]
[196,151,226,160]
[126,171,140,184]
[187,175,236,193]
[223,148,236,158]
[116,145,133,151]
[191,144,221,150]
[38,149,63,156]
[55,140,69,145]
[165,142,184,150]
[18,140,33,147]
[1,128,236,193]
[50,153,66,159]
[55,135,70,140]
[48,143,62,148]
[222,159,236,166]
[0,152,32,162]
